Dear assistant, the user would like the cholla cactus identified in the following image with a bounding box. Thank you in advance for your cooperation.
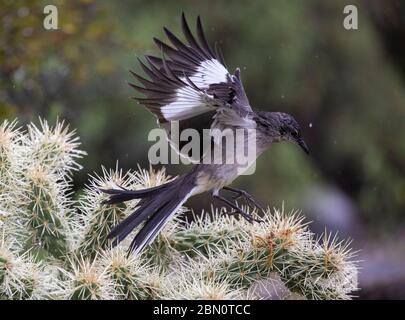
[73,165,176,258]
[0,234,58,299]
[0,119,84,259]
[0,118,359,300]
[21,164,72,259]
[220,207,313,289]
[25,119,86,175]
[0,120,23,187]
[197,207,358,299]
[170,208,249,257]
[99,247,160,299]
[161,264,250,300]
[280,233,358,299]
[73,166,138,258]
[143,208,247,270]
[60,255,117,300]
[0,120,25,235]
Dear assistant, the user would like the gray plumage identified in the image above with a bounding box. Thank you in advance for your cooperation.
[102,13,309,255]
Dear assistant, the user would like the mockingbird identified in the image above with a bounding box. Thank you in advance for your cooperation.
[102,14,309,254]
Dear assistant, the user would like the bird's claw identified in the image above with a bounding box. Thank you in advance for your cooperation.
[215,190,264,224]
[227,209,264,224]
[232,191,266,214]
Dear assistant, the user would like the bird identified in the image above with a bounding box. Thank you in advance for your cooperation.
[101,13,309,255]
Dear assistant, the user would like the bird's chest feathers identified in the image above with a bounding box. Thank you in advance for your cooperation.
[194,165,241,194]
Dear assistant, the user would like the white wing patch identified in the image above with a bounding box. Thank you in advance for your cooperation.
[161,59,228,121]
[161,85,216,121]
[186,59,228,89]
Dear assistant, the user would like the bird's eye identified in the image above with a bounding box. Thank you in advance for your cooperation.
[291,130,299,138]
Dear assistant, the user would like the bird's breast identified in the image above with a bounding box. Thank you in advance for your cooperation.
[193,164,242,195]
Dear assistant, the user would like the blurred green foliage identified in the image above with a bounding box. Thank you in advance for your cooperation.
[0,0,404,235]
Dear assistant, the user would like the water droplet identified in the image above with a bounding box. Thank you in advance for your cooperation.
[309,123,313,128]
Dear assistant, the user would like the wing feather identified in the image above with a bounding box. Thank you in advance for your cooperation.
[129,13,253,160]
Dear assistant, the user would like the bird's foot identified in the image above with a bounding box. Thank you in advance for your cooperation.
[214,193,263,223]
[223,186,266,214]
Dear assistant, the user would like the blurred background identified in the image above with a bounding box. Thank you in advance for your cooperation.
[1,0,404,299]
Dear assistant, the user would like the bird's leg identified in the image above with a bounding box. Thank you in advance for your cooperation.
[222,186,266,214]
[212,194,263,223]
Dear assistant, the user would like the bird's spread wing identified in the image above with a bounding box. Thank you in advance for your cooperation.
[130,13,254,160]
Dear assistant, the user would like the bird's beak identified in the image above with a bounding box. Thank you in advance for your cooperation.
[297,138,310,155]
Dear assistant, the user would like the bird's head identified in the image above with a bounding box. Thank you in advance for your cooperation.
[256,111,309,154]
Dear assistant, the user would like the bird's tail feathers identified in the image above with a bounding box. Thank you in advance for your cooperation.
[101,176,194,255]
[100,182,173,205]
